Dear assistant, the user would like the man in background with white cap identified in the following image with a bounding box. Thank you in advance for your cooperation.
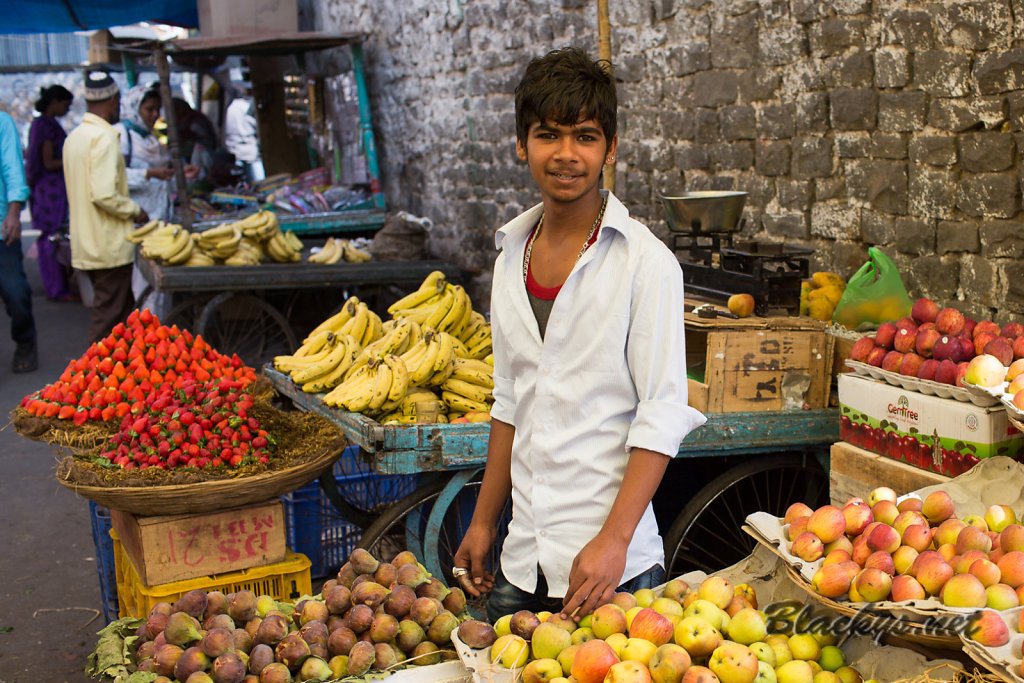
[64,71,149,343]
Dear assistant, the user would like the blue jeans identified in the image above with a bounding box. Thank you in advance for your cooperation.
[485,563,664,624]
[0,238,36,345]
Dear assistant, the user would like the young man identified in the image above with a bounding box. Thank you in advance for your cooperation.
[452,48,706,622]
[64,72,148,343]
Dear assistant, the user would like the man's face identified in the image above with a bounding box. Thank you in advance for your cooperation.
[516,117,617,207]
[105,94,121,124]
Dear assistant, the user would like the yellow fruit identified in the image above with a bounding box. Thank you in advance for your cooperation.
[808,285,843,307]
[808,297,834,321]
[811,272,845,290]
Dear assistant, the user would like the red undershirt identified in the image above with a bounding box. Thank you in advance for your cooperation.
[524,221,601,300]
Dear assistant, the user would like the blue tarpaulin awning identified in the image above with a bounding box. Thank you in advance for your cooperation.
[0,0,197,34]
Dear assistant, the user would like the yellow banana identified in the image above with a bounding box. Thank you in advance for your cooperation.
[274,341,335,373]
[340,302,369,341]
[323,365,372,408]
[437,285,467,335]
[463,322,491,351]
[455,288,474,337]
[381,412,420,425]
[399,338,429,373]
[367,359,393,412]
[308,297,359,339]
[387,271,448,314]
[459,311,486,344]
[484,353,493,366]
[302,337,359,393]
[406,319,424,347]
[450,358,495,388]
[295,329,334,357]
[127,219,164,243]
[441,377,492,404]
[451,336,470,359]
[424,286,455,330]
[383,354,409,403]
[409,332,440,386]
[432,332,456,374]
[291,337,347,384]
[360,309,383,347]
[441,390,491,414]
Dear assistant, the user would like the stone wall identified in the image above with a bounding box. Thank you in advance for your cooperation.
[315,0,1023,320]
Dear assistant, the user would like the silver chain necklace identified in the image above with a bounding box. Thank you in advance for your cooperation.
[523,195,608,282]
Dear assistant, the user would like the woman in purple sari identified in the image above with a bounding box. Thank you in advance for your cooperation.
[25,85,74,301]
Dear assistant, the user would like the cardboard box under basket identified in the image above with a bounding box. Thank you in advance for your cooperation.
[109,500,286,586]
[838,372,1024,476]
[685,312,834,413]
[830,440,950,506]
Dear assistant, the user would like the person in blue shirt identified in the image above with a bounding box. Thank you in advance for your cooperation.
[0,110,38,373]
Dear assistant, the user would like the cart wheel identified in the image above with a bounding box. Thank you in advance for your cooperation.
[163,295,211,334]
[357,471,511,619]
[662,452,828,577]
[196,293,298,367]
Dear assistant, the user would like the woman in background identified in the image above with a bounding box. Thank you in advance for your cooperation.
[25,84,74,301]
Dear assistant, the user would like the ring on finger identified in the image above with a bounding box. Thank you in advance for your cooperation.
[452,566,469,578]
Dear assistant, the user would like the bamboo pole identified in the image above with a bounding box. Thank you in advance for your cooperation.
[597,0,615,193]
[153,42,192,230]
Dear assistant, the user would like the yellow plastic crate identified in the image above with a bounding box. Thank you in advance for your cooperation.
[110,529,312,619]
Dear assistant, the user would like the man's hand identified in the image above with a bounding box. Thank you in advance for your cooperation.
[452,523,497,598]
[560,531,628,621]
[134,208,150,225]
[146,167,175,181]
[3,204,22,246]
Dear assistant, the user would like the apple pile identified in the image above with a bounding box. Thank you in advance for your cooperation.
[466,576,870,683]
[847,297,1024,386]
[786,487,1024,618]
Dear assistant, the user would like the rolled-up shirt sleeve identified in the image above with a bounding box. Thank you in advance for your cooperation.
[90,134,140,219]
[0,115,29,205]
[487,253,517,426]
[624,247,706,456]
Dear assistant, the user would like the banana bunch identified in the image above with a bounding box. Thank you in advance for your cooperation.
[139,223,194,265]
[273,332,336,373]
[399,329,458,388]
[184,251,215,267]
[460,319,492,360]
[440,358,494,415]
[341,240,372,263]
[345,318,421,379]
[308,237,346,264]
[194,224,243,260]
[236,210,280,241]
[388,271,448,315]
[379,387,448,424]
[392,283,473,338]
[264,230,303,263]
[224,238,264,266]
[127,219,166,244]
[323,354,409,413]
[291,334,362,393]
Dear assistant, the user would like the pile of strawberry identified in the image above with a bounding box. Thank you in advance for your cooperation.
[20,308,275,471]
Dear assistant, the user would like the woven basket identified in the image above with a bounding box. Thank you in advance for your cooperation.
[56,439,344,516]
[782,563,963,650]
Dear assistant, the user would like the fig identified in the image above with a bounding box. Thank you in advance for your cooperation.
[375,562,398,587]
[326,615,346,633]
[300,620,329,646]
[210,650,247,683]
[370,613,400,643]
[321,579,338,594]
[152,631,168,650]
[153,644,185,678]
[374,642,399,670]
[174,589,210,619]
[416,576,450,602]
[392,550,418,567]
[411,640,440,666]
[164,611,203,646]
[349,548,380,575]
[232,628,254,654]
[396,563,429,588]
[255,595,277,619]
[275,633,311,672]
[186,672,215,683]
[247,643,275,675]
[440,649,460,661]
[244,617,261,638]
[457,619,497,649]
[151,602,174,617]
[427,611,459,645]
[309,642,329,660]
[347,640,376,676]
[345,603,374,633]
[395,619,426,653]
[146,611,170,638]
[258,662,292,683]
[324,585,351,615]
[137,640,157,661]
[337,562,358,588]
[202,627,236,658]
[228,590,258,624]
[296,598,329,626]
[510,609,541,639]
[327,626,357,657]
[409,597,443,628]
[175,646,212,681]
[298,655,334,682]
[351,574,375,590]
[384,584,416,620]
[204,591,230,621]
[137,658,158,673]
[242,676,259,683]
[255,614,290,647]
[205,613,236,632]
[443,587,467,615]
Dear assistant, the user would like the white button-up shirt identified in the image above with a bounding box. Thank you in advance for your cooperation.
[490,190,707,598]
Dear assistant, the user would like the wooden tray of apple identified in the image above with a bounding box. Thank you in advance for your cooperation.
[745,457,1024,644]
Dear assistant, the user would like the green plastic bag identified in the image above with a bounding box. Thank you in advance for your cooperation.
[832,247,912,330]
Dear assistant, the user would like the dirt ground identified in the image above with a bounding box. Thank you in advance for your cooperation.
[0,234,106,682]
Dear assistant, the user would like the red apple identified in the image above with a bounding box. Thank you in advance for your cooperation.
[1002,322,1024,339]
[964,609,1010,647]
[963,318,977,338]
[936,308,965,335]
[984,338,1014,366]
[900,352,925,377]
[571,639,620,683]
[628,609,674,647]
[881,350,904,373]
[894,326,918,353]
[915,328,941,358]
[932,335,960,361]
[974,331,997,357]
[848,337,876,363]
[866,346,887,367]
[1013,335,1024,360]
[934,359,959,385]
[912,298,939,324]
[874,322,898,350]
[917,359,939,381]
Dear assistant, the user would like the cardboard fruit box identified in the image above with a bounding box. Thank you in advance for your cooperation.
[838,373,1024,476]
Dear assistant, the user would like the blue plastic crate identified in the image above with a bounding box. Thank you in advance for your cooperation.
[88,502,121,623]
[282,446,418,579]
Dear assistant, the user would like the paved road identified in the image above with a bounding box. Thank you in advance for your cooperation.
[0,232,103,682]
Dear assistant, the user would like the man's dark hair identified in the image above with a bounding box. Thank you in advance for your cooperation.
[514,47,616,150]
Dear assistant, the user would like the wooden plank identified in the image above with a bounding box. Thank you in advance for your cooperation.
[679,409,839,455]
[687,378,708,412]
[829,441,949,505]
[109,500,286,586]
